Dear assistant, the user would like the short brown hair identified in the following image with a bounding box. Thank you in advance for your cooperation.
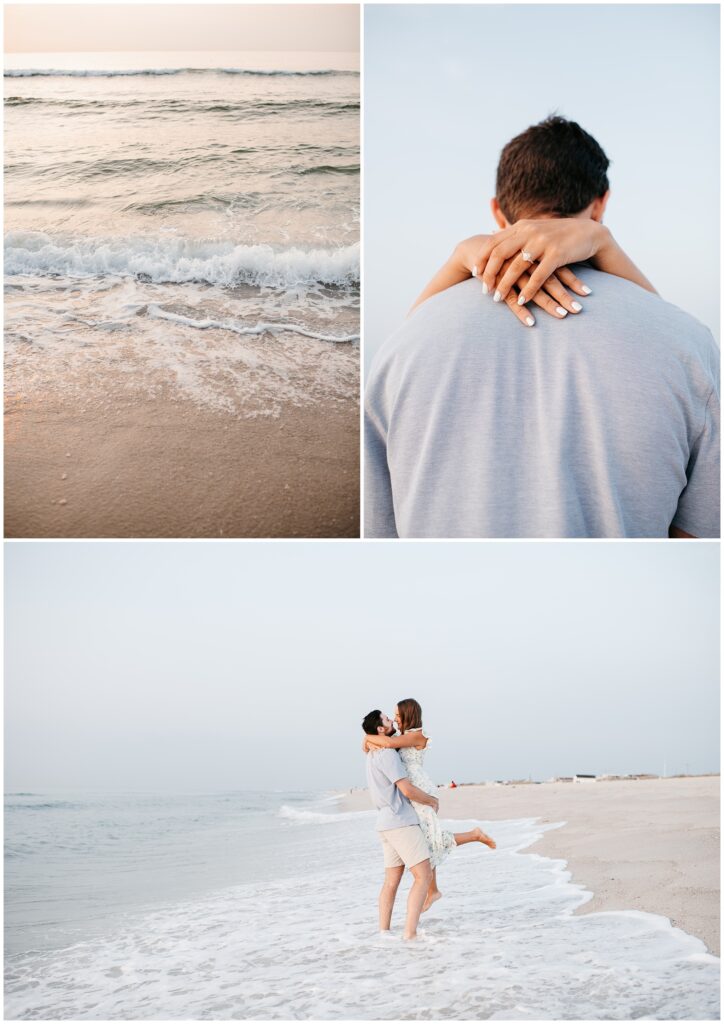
[397,698,422,733]
[496,115,610,223]
[362,709,383,735]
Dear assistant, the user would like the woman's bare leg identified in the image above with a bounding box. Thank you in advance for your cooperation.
[422,867,442,913]
[454,827,496,849]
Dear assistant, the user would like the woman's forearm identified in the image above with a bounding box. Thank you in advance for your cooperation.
[592,227,657,295]
[409,236,488,315]
[366,732,421,749]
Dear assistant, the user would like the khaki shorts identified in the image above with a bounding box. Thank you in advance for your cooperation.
[379,824,430,869]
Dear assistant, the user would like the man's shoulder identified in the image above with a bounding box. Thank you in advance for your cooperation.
[369,747,402,768]
[366,279,485,392]
[372,746,401,760]
[370,269,719,380]
[375,279,485,356]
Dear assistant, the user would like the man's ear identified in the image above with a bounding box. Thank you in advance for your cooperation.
[490,197,508,230]
[588,190,610,223]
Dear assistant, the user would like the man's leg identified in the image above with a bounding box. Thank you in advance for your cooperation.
[404,858,432,940]
[379,865,404,931]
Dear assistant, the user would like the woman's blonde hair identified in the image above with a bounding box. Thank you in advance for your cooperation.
[396,698,423,733]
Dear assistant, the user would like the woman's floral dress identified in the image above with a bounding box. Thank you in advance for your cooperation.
[399,730,456,868]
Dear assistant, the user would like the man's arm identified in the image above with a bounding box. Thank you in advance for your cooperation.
[396,778,439,814]
[364,385,398,539]
[670,382,720,539]
[669,525,696,539]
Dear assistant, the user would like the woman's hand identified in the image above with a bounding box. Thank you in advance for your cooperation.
[455,234,589,329]
[478,255,589,328]
[471,219,607,305]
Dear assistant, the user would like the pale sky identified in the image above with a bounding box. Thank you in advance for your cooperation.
[4,4,359,53]
[364,4,720,366]
[5,542,719,793]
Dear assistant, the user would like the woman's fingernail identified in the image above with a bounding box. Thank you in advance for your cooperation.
[571,302,583,312]
[556,306,568,317]
[493,290,502,302]
[472,265,478,277]
[517,293,526,306]
[526,316,535,327]
[581,285,592,295]
[482,282,489,295]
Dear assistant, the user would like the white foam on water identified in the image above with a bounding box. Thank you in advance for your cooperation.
[5,277,359,418]
[278,804,375,824]
[5,233,360,290]
[146,304,359,343]
[5,814,718,1020]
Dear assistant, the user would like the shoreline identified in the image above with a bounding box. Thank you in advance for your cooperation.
[5,392,359,538]
[337,775,720,956]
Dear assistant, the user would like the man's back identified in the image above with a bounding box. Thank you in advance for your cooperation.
[365,269,720,538]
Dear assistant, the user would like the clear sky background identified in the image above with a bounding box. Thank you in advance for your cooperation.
[364,4,720,367]
[5,542,719,793]
[4,4,359,53]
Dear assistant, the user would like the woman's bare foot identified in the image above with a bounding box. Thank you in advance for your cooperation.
[422,891,443,913]
[475,828,496,849]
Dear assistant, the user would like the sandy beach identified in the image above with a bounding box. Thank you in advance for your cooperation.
[5,392,359,538]
[339,775,720,955]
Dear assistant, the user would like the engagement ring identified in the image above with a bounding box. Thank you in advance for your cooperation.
[521,250,534,263]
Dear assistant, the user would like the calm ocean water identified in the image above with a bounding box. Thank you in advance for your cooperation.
[4,52,359,417]
[4,790,719,1019]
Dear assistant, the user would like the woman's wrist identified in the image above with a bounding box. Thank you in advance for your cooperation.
[454,235,490,275]
[591,223,615,261]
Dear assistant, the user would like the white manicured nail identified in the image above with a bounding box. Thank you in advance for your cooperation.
[571,301,582,312]
[517,293,526,306]
[581,285,592,295]
[482,282,489,295]
[526,316,535,327]
[556,306,568,317]
[472,265,478,277]
[493,290,502,302]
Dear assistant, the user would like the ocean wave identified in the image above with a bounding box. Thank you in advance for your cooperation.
[147,305,359,343]
[5,67,359,79]
[5,96,359,117]
[5,233,360,289]
[298,164,360,176]
[6,800,84,811]
[278,804,373,824]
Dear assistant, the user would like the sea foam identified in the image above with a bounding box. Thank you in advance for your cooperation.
[5,812,719,1020]
[146,304,359,343]
[5,233,360,289]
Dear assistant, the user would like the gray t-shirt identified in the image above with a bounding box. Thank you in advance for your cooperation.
[365,747,419,831]
[365,269,720,538]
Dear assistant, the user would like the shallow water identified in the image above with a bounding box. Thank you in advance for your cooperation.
[4,791,719,1019]
[4,51,359,418]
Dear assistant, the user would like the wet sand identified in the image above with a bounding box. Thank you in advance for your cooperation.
[339,775,720,955]
[5,392,359,538]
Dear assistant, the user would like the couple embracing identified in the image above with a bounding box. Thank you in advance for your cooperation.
[362,699,495,940]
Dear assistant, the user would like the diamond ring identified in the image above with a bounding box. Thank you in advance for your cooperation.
[521,250,534,263]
